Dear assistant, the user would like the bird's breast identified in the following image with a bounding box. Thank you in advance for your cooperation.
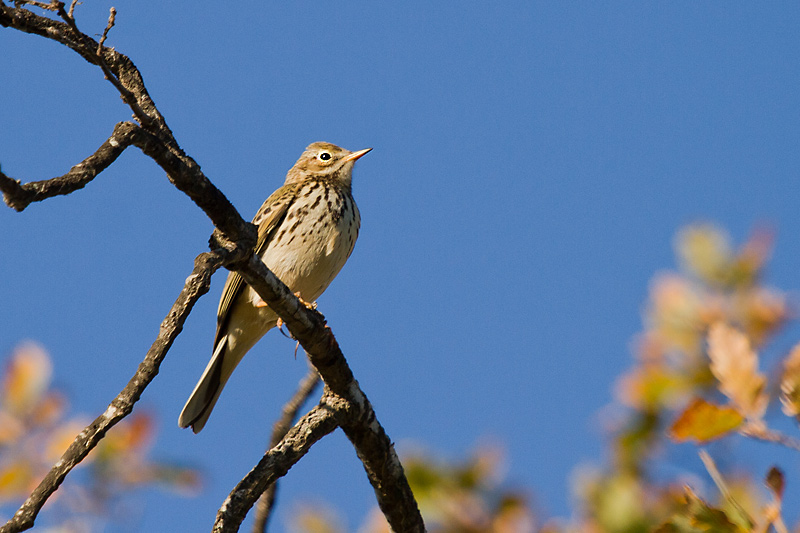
[260,182,360,302]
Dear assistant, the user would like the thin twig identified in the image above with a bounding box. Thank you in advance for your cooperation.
[252,369,321,533]
[739,421,800,451]
[55,0,77,31]
[66,0,77,19]
[96,6,114,55]
[698,450,752,527]
[16,0,57,11]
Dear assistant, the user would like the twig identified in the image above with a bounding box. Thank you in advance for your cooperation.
[96,6,113,54]
[55,0,77,32]
[16,0,57,12]
[0,122,138,211]
[66,0,77,19]
[0,4,158,128]
[698,450,752,527]
[252,369,321,533]
[739,421,800,451]
[0,251,225,533]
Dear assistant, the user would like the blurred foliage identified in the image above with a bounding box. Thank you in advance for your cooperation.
[0,342,199,532]
[6,222,800,532]
[290,223,800,533]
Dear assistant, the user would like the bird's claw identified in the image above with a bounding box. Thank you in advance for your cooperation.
[294,292,317,310]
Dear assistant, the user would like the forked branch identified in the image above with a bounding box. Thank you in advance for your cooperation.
[0,3,424,532]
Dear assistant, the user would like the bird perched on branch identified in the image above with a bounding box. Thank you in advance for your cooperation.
[179,142,371,433]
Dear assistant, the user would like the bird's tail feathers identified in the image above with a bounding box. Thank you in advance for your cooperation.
[178,337,228,433]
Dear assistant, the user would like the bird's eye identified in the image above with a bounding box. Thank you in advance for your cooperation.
[319,152,331,161]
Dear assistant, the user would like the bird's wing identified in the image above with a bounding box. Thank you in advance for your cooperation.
[213,183,299,346]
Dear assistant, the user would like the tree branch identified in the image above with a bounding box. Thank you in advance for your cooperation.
[252,369,321,533]
[0,3,256,248]
[0,251,224,533]
[215,398,339,533]
[0,121,138,211]
[0,2,158,127]
[2,4,424,531]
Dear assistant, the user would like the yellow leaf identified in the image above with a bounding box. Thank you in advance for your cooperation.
[669,398,744,443]
[707,322,768,420]
[676,224,733,285]
[0,460,35,501]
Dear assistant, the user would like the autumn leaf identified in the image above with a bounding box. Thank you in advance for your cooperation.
[1,342,52,417]
[707,322,768,420]
[654,486,747,533]
[676,224,733,286]
[779,342,800,421]
[669,398,744,443]
[765,467,784,501]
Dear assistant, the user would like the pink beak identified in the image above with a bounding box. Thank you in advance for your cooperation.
[342,147,372,163]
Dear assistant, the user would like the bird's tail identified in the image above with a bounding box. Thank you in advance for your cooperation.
[178,337,230,433]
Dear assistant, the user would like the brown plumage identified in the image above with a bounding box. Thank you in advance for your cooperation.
[179,142,371,432]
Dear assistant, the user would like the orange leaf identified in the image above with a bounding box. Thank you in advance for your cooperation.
[2,342,52,416]
[669,398,744,443]
[707,322,768,420]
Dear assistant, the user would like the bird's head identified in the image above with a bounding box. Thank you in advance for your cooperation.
[285,142,371,186]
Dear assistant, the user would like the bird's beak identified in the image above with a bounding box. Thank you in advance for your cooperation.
[343,148,372,163]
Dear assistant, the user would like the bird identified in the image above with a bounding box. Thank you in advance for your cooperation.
[179,142,371,433]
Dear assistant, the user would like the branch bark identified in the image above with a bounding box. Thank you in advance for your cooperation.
[0,122,138,211]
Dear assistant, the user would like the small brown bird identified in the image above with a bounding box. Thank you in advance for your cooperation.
[179,142,371,433]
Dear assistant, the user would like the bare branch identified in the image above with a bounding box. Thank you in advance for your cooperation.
[0,5,256,247]
[2,5,424,530]
[0,251,224,533]
[0,3,158,127]
[215,399,339,533]
[0,121,138,211]
[96,6,114,54]
[252,369,321,533]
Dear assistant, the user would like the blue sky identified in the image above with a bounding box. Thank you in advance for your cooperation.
[2,2,800,531]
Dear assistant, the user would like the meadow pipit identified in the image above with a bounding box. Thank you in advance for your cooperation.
[179,142,371,432]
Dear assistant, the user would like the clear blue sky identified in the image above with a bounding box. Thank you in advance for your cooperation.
[2,2,800,531]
